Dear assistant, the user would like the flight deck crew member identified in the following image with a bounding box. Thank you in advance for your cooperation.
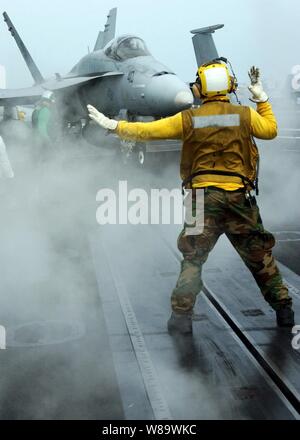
[32,91,60,147]
[87,62,295,334]
[32,90,63,163]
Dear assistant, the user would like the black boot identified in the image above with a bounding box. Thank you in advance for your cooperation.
[276,307,295,328]
[167,312,193,335]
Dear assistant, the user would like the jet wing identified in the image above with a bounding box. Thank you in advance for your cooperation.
[43,72,123,91]
[0,84,44,105]
[0,72,123,106]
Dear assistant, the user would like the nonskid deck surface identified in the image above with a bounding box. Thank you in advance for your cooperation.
[0,138,299,420]
[90,224,300,420]
[0,225,124,420]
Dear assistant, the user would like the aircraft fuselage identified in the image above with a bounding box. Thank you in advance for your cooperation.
[69,40,193,119]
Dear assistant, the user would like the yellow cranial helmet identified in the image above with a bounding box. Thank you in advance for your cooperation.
[195,60,237,98]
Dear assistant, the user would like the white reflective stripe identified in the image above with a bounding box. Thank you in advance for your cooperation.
[193,114,240,129]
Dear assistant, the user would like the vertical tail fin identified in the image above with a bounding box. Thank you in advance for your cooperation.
[94,31,105,52]
[94,8,117,51]
[190,24,224,67]
[3,12,44,84]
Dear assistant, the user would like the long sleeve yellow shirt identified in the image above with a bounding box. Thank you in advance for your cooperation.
[116,102,277,190]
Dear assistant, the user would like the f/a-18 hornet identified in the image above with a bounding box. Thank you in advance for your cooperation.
[0,8,223,161]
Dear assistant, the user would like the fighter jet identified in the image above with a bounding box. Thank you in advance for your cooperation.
[0,8,223,160]
[0,9,194,119]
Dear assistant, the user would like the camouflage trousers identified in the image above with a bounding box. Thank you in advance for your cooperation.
[172,188,292,314]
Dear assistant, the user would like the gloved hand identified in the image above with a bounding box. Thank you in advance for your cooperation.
[248,66,269,103]
[87,105,119,130]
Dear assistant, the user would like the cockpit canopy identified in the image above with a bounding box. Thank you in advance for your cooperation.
[104,35,151,61]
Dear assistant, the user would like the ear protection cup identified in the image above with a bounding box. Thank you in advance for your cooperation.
[192,81,201,99]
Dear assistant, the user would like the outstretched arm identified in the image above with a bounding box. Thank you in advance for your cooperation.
[116,114,183,141]
[87,105,183,141]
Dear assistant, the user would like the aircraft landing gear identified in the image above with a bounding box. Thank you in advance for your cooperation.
[137,146,146,167]
[120,140,147,168]
[120,139,136,164]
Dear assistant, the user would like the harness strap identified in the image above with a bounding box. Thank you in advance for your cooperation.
[182,170,257,195]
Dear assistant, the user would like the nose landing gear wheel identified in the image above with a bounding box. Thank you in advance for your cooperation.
[138,149,145,166]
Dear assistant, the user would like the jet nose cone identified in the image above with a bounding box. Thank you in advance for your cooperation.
[175,90,194,108]
[145,74,194,116]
